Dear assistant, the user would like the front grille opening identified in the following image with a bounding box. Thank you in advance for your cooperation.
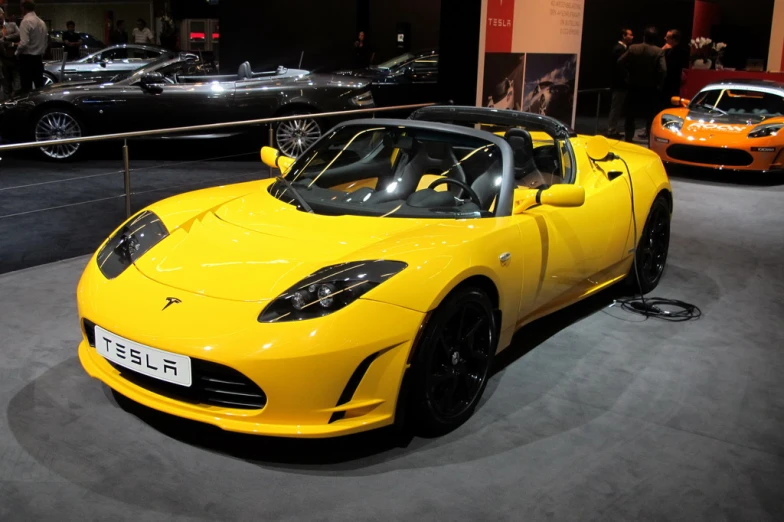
[108,356,267,410]
[83,318,97,346]
[667,144,754,166]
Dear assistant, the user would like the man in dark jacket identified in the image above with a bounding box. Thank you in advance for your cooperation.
[608,28,634,138]
[662,29,689,108]
[618,26,667,142]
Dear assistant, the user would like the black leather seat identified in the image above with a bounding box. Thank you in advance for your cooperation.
[369,141,466,204]
[504,128,549,189]
[238,61,252,80]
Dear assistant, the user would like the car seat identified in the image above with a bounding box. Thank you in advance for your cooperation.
[504,128,549,189]
[238,61,252,80]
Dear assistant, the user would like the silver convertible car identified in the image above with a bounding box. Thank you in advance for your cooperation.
[43,44,174,86]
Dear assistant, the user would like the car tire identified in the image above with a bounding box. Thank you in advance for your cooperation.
[628,195,671,294]
[32,107,85,161]
[273,110,323,158]
[43,73,57,87]
[406,286,498,436]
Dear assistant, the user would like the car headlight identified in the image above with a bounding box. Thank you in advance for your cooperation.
[661,114,684,132]
[351,90,375,107]
[258,260,407,322]
[748,123,783,138]
[96,211,168,279]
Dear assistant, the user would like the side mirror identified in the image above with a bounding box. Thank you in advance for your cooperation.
[260,146,295,174]
[139,72,165,90]
[538,184,585,208]
[585,135,611,162]
[671,96,689,107]
[99,59,108,67]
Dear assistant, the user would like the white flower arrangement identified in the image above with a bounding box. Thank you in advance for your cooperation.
[713,42,727,53]
[690,37,713,49]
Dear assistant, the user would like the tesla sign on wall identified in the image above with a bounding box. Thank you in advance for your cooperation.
[476,0,585,127]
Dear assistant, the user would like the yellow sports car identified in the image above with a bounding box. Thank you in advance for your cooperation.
[77,106,672,438]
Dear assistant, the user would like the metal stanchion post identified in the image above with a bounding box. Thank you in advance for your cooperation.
[123,140,131,218]
[268,125,274,147]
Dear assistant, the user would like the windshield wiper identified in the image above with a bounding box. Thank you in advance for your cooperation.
[692,102,727,115]
[275,175,314,213]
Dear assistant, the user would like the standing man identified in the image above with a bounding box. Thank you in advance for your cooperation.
[14,1,48,93]
[662,29,689,108]
[0,8,21,100]
[132,19,153,44]
[109,20,128,45]
[618,26,666,142]
[62,20,82,61]
[607,27,634,138]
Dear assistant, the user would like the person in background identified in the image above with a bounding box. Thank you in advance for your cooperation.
[353,30,374,67]
[662,29,689,108]
[607,27,634,138]
[132,18,153,44]
[0,8,20,100]
[62,20,81,61]
[13,1,48,93]
[110,20,128,45]
[618,26,666,142]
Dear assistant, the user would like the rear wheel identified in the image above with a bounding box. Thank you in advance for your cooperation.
[33,108,84,160]
[407,287,497,435]
[274,110,322,158]
[630,195,671,294]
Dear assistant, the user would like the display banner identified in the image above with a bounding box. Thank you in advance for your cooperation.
[769,0,784,72]
[476,0,585,127]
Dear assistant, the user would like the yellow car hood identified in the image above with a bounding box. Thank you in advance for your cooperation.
[133,188,425,302]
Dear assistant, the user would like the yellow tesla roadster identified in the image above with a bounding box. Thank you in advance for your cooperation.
[77,106,672,438]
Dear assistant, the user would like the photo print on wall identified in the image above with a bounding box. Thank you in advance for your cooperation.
[522,53,577,124]
[482,53,525,110]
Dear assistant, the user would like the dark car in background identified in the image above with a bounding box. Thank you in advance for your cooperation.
[335,48,438,107]
[48,30,105,55]
[43,44,174,86]
[0,53,374,160]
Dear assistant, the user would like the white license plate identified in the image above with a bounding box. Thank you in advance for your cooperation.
[94,325,192,387]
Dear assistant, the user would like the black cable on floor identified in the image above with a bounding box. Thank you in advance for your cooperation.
[610,156,702,322]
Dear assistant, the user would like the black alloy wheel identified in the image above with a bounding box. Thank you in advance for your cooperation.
[408,287,497,435]
[633,195,671,294]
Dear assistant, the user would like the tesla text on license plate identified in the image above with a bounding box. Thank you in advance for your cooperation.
[94,325,192,387]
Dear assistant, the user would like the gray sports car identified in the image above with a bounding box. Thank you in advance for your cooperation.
[43,44,174,86]
[1,53,374,160]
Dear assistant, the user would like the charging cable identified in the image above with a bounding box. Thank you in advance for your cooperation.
[595,152,701,321]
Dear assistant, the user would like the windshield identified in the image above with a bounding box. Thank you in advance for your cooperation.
[691,88,784,118]
[377,52,415,70]
[269,124,506,219]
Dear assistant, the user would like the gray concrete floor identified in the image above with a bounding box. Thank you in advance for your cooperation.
[1,177,783,521]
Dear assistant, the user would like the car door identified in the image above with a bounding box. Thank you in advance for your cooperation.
[516,137,632,318]
[64,48,126,83]
[77,62,236,134]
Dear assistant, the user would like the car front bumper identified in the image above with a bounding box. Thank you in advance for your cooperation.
[649,132,784,172]
[77,261,425,438]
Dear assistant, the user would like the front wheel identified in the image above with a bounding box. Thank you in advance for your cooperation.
[273,111,322,158]
[33,108,84,160]
[43,73,56,87]
[630,195,671,294]
[407,287,497,436]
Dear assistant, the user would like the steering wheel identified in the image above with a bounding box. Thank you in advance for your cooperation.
[428,178,482,208]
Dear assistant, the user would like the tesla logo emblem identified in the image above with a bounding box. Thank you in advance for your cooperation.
[162,297,182,311]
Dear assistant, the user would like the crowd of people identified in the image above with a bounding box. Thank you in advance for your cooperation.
[608,26,690,142]
[0,1,47,99]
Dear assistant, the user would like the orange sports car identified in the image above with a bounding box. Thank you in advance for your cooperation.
[650,79,784,173]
